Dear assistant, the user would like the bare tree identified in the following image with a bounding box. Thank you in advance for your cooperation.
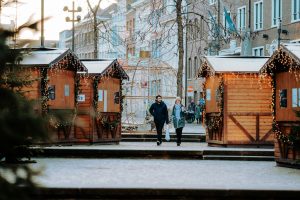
[86,0,102,59]
[139,0,211,98]
[140,0,241,98]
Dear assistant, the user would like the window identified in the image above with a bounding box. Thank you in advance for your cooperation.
[252,46,264,56]
[254,1,263,30]
[188,20,193,41]
[272,0,282,26]
[188,58,192,79]
[151,38,161,58]
[163,0,175,14]
[194,57,198,78]
[194,18,199,39]
[292,88,300,107]
[237,6,246,31]
[150,80,161,96]
[209,0,216,5]
[279,89,287,108]
[292,0,300,22]
[48,85,55,100]
[114,92,120,104]
[206,89,211,101]
[64,85,70,97]
[209,14,216,38]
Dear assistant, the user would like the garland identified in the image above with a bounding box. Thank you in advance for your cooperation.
[93,76,100,115]
[40,68,49,116]
[202,78,207,128]
[74,73,81,112]
[216,76,224,113]
[203,75,224,134]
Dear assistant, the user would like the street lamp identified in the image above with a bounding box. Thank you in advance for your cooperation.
[63,1,82,52]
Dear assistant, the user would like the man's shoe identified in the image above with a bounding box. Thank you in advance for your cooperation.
[157,141,160,146]
[177,143,180,146]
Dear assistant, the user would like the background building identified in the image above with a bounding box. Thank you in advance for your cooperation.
[185,0,300,104]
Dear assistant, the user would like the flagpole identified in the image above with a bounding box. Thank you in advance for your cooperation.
[217,0,220,55]
[41,0,45,48]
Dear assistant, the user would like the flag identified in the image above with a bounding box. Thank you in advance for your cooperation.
[224,7,238,34]
[208,10,220,37]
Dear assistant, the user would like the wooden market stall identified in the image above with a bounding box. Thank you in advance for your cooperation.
[260,44,300,168]
[75,59,129,143]
[19,48,87,143]
[199,56,273,147]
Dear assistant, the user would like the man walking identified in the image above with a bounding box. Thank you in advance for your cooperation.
[149,95,169,146]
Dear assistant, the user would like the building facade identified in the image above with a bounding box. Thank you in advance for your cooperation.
[206,0,300,56]
[186,0,300,104]
[186,0,208,104]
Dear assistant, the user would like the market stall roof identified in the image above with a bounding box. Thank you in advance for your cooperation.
[18,48,87,71]
[81,60,113,74]
[260,43,300,75]
[284,43,300,60]
[199,56,269,77]
[80,59,129,80]
[206,56,269,72]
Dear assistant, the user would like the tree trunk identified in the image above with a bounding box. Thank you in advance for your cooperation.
[93,16,98,59]
[87,0,101,59]
[176,0,184,98]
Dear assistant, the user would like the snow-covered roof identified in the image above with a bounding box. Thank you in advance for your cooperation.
[259,43,300,75]
[20,48,69,66]
[81,60,114,74]
[205,56,269,73]
[283,43,300,60]
[80,59,129,80]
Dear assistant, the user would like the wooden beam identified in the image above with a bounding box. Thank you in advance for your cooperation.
[256,115,260,141]
[261,128,273,141]
[228,115,255,142]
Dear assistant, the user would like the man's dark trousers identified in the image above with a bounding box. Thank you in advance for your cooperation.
[155,121,165,143]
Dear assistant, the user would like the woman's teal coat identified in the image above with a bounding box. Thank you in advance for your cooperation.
[171,104,186,129]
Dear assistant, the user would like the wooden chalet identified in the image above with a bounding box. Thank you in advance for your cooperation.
[19,48,87,143]
[199,56,273,147]
[75,59,129,143]
[260,44,300,168]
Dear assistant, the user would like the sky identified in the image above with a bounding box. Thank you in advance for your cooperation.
[0,0,114,40]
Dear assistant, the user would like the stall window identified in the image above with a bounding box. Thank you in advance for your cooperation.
[98,90,103,101]
[206,89,211,101]
[292,88,300,107]
[279,89,287,108]
[48,85,55,100]
[114,92,120,104]
[64,85,70,97]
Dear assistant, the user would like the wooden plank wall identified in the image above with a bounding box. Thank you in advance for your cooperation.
[98,78,121,113]
[47,69,75,109]
[75,77,121,141]
[75,77,93,140]
[225,74,273,143]
[205,76,221,113]
[20,69,41,111]
[22,69,40,100]
[276,72,300,121]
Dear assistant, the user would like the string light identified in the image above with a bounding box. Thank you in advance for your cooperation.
[199,62,224,137]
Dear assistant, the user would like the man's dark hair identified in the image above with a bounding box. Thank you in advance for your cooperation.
[156,95,162,99]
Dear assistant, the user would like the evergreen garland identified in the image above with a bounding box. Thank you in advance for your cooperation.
[40,68,49,116]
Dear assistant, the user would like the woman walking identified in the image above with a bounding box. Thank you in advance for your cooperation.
[171,97,186,146]
[195,103,202,124]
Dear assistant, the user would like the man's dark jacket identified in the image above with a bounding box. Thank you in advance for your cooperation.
[149,101,169,124]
